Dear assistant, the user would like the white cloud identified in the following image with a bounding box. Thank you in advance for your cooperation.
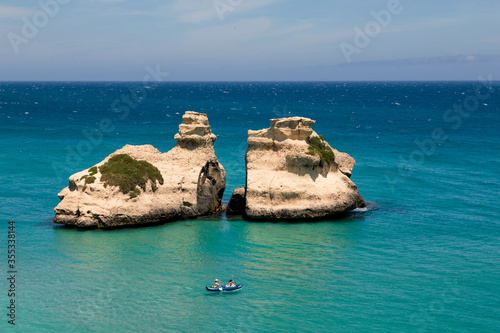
[171,0,218,23]
[268,23,314,37]
[385,15,465,34]
[89,0,127,2]
[0,6,35,19]
[238,0,286,14]
[183,17,273,46]
[172,0,285,24]
[168,16,340,67]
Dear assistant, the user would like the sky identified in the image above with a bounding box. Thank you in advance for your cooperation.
[0,0,499,81]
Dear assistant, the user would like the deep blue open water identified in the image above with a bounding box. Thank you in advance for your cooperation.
[0,81,499,332]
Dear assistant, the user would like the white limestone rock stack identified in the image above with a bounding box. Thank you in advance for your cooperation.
[228,117,364,219]
[53,111,226,228]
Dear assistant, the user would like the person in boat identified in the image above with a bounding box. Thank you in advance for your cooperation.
[213,279,221,288]
[226,279,236,288]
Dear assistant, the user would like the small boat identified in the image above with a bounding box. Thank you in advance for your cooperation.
[206,284,243,292]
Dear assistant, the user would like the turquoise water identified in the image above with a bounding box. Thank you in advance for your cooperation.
[0,82,499,332]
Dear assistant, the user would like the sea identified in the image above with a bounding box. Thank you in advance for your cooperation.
[0,81,498,332]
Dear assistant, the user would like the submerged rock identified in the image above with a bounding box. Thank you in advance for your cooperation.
[235,117,364,220]
[53,111,226,228]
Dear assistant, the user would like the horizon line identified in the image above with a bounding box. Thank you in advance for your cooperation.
[1,80,498,83]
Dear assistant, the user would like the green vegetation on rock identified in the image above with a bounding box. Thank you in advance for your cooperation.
[88,166,98,176]
[99,154,164,198]
[129,188,141,199]
[80,175,96,184]
[306,135,335,168]
[85,176,96,184]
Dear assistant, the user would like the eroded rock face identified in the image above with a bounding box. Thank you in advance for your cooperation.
[242,117,364,220]
[53,111,226,228]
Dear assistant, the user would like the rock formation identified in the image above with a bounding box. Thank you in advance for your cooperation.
[53,111,226,228]
[226,187,246,215]
[229,117,364,219]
